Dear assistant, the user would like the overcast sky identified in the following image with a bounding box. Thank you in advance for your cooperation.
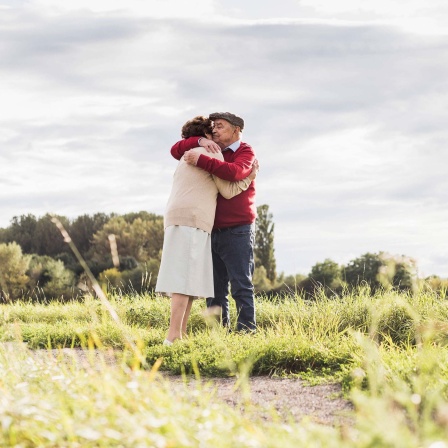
[1,0,447,278]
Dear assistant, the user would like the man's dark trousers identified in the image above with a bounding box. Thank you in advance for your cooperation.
[206,223,256,331]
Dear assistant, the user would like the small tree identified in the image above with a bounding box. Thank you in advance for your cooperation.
[69,213,112,257]
[27,255,76,301]
[34,214,70,257]
[0,242,31,301]
[343,252,383,290]
[2,214,38,253]
[309,259,341,287]
[299,258,343,298]
[344,252,418,292]
[255,204,277,283]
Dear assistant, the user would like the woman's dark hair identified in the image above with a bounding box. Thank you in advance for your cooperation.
[181,116,213,138]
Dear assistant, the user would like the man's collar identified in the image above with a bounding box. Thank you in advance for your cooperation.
[223,139,241,152]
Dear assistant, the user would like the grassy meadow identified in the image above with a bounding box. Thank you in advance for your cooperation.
[1,287,448,447]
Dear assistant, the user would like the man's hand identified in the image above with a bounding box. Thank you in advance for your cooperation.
[184,148,202,166]
[199,138,221,153]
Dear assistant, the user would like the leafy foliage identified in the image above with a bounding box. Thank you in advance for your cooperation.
[310,258,341,287]
[255,204,277,283]
[0,242,31,301]
[0,209,445,302]
[344,252,418,293]
[91,215,163,264]
[69,213,111,257]
[27,255,76,301]
[0,211,164,300]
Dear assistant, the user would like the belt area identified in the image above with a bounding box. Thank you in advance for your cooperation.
[213,226,238,233]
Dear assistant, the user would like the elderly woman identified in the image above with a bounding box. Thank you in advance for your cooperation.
[156,116,258,345]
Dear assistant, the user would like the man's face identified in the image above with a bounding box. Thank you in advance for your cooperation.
[212,119,238,148]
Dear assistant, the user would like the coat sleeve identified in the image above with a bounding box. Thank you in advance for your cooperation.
[196,145,255,181]
[170,136,201,160]
[212,176,252,199]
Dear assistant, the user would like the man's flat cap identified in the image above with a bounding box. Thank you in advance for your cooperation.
[209,112,244,130]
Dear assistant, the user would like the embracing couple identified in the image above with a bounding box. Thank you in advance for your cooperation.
[155,112,258,345]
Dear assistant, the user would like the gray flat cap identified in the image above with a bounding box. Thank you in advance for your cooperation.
[209,112,244,130]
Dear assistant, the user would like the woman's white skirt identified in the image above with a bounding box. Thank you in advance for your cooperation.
[155,225,214,298]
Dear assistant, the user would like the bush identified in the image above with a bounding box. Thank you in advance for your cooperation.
[98,268,123,290]
[27,255,76,301]
[0,242,31,301]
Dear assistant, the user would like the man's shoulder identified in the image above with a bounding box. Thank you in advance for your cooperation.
[236,141,254,154]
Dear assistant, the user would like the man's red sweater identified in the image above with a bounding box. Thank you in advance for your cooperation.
[171,136,257,229]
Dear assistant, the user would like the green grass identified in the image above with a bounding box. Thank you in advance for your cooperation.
[1,343,332,447]
[2,287,448,446]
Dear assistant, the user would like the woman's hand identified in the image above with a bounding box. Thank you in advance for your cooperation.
[248,159,259,181]
[184,148,202,165]
[198,138,221,153]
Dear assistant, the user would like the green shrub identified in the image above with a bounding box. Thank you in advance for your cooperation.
[27,254,76,301]
[0,242,31,301]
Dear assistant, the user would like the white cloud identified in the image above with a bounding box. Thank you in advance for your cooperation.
[295,0,448,35]
[11,0,215,18]
[1,1,448,278]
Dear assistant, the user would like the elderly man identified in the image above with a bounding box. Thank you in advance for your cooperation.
[170,112,257,331]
